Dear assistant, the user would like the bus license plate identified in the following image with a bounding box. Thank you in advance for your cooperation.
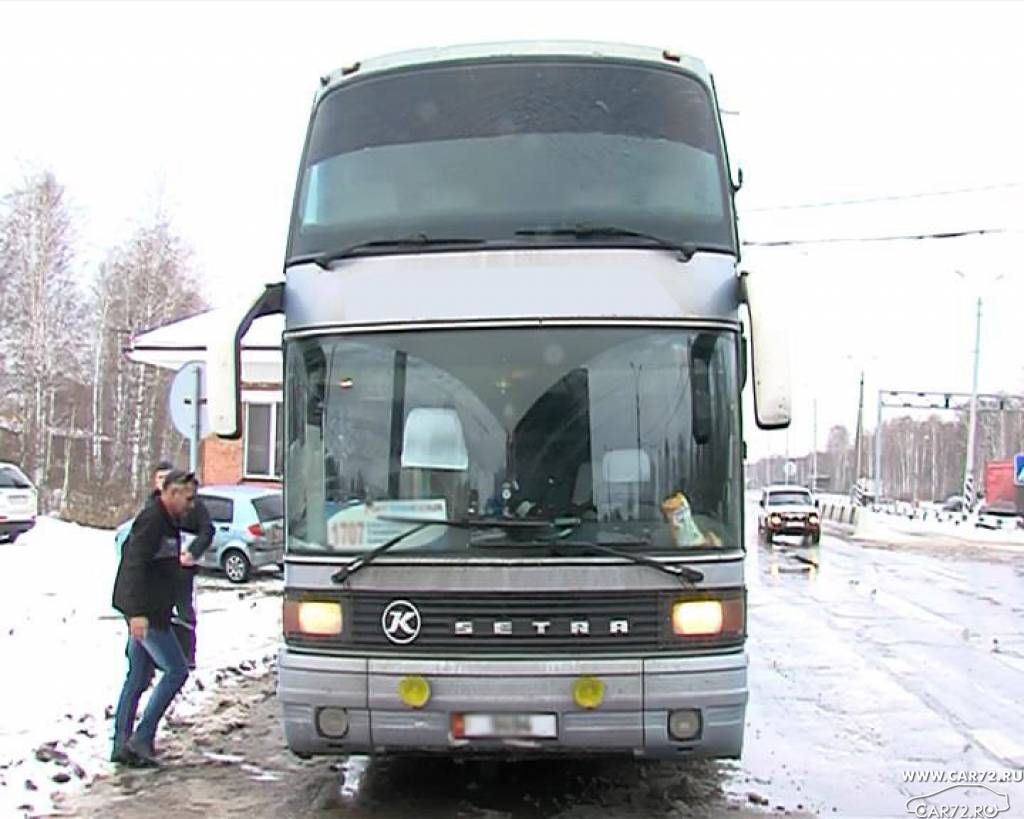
[462,713,557,739]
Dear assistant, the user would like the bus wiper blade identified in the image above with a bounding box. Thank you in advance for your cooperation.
[293,234,487,270]
[553,540,704,585]
[331,519,442,584]
[331,515,579,584]
[514,224,697,261]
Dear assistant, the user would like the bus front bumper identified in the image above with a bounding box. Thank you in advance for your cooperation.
[277,651,747,759]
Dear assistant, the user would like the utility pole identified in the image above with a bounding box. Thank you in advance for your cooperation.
[852,370,865,490]
[873,390,883,499]
[812,398,818,491]
[963,297,982,508]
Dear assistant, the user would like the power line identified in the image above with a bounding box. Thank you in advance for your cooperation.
[743,227,1014,248]
[747,182,1024,213]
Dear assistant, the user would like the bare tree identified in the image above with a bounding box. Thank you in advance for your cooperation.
[826,425,851,491]
[88,217,206,508]
[0,172,88,499]
[752,407,1024,502]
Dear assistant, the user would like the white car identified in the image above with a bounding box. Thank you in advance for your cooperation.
[757,484,820,545]
[0,462,37,543]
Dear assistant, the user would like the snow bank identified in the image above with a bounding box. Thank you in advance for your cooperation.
[861,510,1024,548]
[0,516,283,818]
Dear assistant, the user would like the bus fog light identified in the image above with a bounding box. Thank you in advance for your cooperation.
[316,706,349,738]
[398,675,431,709]
[572,676,605,709]
[668,709,701,740]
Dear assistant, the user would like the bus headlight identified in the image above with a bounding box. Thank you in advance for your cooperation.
[284,599,343,636]
[670,595,745,639]
[672,600,723,636]
[768,513,782,527]
[808,513,820,527]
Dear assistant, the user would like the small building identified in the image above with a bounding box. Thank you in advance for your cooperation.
[126,306,284,485]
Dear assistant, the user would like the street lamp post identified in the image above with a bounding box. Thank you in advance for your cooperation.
[874,389,883,500]
[812,398,818,491]
[853,370,865,491]
[963,296,982,509]
[954,268,1004,510]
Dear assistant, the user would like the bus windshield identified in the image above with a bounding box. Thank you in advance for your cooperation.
[287,59,734,261]
[285,327,742,557]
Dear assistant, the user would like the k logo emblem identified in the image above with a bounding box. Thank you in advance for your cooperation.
[381,600,422,645]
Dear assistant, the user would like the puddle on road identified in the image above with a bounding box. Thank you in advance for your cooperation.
[324,754,744,818]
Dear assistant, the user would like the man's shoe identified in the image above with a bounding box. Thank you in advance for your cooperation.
[124,738,160,768]
[110,745,143,766]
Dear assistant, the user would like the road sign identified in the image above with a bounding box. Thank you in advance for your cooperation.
[169,362,209,477]
[784,460,797,479]
[169,361,209,439]
[1015,453,1024,487]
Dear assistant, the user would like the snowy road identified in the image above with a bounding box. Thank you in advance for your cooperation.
[741,525,1024,816]
[51,513,1024,817]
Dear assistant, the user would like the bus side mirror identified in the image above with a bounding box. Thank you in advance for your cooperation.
[207,283,285,439]
[739,271,791,429]
[207,330,241,439]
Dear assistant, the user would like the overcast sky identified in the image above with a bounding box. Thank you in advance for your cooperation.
[2,0,1023,460]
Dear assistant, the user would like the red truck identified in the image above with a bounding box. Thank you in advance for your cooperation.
[982,460,1023,522]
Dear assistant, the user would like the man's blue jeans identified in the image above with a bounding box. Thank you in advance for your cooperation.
[173,569,198,668]
[113,625,189,752]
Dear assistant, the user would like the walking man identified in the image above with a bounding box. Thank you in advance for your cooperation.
[175,473,214,669]
[111,469,195,766]
[137,461,213,670]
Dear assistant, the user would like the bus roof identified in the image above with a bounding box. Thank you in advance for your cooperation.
[317,41,711,99]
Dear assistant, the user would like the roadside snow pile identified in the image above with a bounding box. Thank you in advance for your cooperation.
[0,516,282,818]
[852,509,1024,549]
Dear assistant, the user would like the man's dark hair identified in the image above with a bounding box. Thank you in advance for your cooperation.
[162,469,196,491]
[153,459,176,474]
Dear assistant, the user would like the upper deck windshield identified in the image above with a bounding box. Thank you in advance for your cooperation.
[287,59,734,261]
[285,327,741,558]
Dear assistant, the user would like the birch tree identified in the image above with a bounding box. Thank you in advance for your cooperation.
[0,172,87,494]
[89,218,206,505]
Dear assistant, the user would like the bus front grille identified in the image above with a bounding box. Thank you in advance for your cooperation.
[352,591,663,653]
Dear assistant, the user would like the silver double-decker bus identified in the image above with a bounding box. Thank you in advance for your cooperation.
[208,41,790,760]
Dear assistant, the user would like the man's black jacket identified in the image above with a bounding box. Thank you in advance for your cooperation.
[180,497,214,561]
[112,492,181,628]
[143,491,215,563]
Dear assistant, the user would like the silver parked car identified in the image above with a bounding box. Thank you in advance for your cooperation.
[0,462,37,543]
[115,485,283,583]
